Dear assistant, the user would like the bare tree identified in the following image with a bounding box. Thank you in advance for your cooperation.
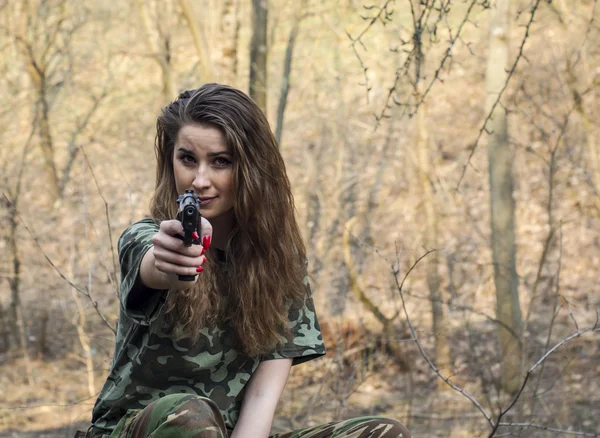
[410,0,452,381]
[485,0,523,393]
[275,1,307,147]
[179,0,214,83]
[249,0,268,113]
[217,0,239,86]
[392,248,600,437]
[6,0,107,204]
[1,129,33,353]
[12,0,70,203]
[1,118,35,374]
[136,0,176,101]
[342,218,409,371]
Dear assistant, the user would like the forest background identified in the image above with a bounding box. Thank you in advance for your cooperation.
[0,0,599,436]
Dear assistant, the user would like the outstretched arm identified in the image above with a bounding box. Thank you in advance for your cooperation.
[230,358,293,438]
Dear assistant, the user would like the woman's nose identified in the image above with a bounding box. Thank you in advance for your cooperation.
[192,168,211,192]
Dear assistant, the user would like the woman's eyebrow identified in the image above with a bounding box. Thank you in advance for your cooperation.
[207,151,232,157]
[176,148,231,157]
[176,147,195,155]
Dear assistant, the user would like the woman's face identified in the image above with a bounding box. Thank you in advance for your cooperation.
[173,124,235,224]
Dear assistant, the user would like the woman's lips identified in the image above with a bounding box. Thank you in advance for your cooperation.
[199,196,217,205]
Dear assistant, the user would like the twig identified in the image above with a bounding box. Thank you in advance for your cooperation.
[80,146,120,298]
[346,0,395,104]
[498,421,599,436]
[1,193,116,335]
[391,246,600,437]
[408,0,477,118]
[391,249,495,427]
[528,227,564,415]
[488,326,600,437]
[466,319,498,418]
[457,0,543,190]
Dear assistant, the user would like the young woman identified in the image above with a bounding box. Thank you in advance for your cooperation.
[84,84,411,438]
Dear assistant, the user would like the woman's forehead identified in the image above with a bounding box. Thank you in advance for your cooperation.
[176,124,230,151]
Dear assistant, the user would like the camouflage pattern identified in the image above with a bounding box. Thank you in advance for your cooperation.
[85,393,409,437]
[89,394,226,437]
[272,417,411,438]
[91,219,326,435]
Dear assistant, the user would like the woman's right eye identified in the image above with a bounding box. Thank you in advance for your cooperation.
[180,154,196,164]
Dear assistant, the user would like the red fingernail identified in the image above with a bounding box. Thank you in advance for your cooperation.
[192,231,199,241]
[196,266,204,273]
[200,247,205,255]
[202,235,211,249]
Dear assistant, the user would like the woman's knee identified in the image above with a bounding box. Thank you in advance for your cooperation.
[347,416,411,438]
[152,393,217,415]
[385,418,411,438]
[131,394,226,437]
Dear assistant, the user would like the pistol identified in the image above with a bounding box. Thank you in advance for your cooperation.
[176,189,201,281]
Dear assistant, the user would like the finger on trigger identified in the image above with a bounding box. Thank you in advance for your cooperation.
[161,219,184,237]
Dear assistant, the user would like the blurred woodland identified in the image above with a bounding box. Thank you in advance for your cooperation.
[0,0,599,436]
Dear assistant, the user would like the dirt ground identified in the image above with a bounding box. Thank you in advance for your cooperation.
[1,315,598,437]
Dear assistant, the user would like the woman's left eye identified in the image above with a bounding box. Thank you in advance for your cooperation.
[214,157,231,167]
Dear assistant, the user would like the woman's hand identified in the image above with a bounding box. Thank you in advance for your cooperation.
[152,217,212,279]
[139,217,212,290]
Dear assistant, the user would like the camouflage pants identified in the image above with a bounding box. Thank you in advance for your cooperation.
[87,394,411,438]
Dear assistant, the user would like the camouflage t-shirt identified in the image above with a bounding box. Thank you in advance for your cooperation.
[91,218,326,433]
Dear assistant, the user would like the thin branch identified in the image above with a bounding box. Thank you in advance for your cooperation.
[1,193,116,335]
[391,249,495,427]
[406,0,478,117]
[457,0,543,190]
[80,146,120,298]
[390,246,600,437]
[529,226,564,412]
[498,423,599,437]
[59,88,109,195]
[488,326,600,437]
[346,0,395,103]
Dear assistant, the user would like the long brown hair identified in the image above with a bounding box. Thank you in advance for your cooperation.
[149,84,307,356]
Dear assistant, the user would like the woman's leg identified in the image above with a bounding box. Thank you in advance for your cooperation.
[271,416,411,438]
[109,394,227,438]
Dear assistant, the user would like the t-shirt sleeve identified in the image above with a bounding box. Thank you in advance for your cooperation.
[118,218,166,325]
[262,273,327,366]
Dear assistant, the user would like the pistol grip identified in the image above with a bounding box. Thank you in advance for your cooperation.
[175,233,200,246]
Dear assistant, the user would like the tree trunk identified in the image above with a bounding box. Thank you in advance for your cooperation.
[485,0,523,394]
[6,200,22,349]
[275,14,301,147]
[16,305,34,385]
[16,0,60,203]
[20,57,59,202]
[36,82,60,202]
[249,0,268,113]
[412,0,451,387]
[218,0,239,86]
[179,0,213,82]
[136,0,175,102]
[305,143,322,251]
[416,94,452,382]
[68,237,96,397]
